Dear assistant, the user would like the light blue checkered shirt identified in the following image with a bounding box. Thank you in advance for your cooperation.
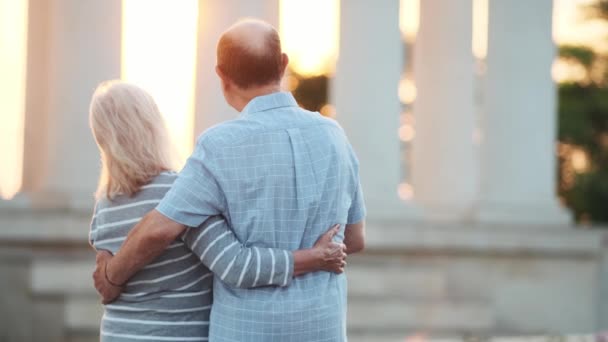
[157,92,366,342]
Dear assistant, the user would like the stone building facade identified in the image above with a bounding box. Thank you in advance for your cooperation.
[0,0,606,341]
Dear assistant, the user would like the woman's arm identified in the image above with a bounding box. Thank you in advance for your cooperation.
[181,216,346,288]
[292,225,346,276]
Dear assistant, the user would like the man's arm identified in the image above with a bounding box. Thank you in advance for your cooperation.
[95,135,227,300]
[343,140,367,255]
[93,210,184,302]
[93,211,347,302]
[182,217,346,288]
[344,220,365,254]
[344,179,366,255]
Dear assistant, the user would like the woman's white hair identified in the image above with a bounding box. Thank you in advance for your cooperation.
[89,80,176,200]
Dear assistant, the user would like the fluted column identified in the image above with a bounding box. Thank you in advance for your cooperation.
[474,0,571,225]
[411,0,477,221]
[332,0,405,221]
[17,0,121,211]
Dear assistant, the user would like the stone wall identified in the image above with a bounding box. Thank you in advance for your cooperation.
[0,207,606,342]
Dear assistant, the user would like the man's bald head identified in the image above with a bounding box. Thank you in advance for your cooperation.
[217,19,285,89]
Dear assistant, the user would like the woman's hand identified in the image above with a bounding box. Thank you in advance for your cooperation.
[312,224,347,274]
[293,224,347,276]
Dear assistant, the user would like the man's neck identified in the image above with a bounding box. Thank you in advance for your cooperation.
[234,83,282,112]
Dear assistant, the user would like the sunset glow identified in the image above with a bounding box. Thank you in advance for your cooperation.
[0,0,603,202]
[280,0,340,77]
[400,0,420,42]
[122,0,198,166]
[553,0,608,52]
[398,182,414,200]
[0,0,27,199]
[399,77,417,104]
[473,0,489,59]
[553,0,608,83]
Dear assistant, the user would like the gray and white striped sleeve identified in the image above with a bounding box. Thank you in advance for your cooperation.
[89,202,100,248]
[181,216,294,288]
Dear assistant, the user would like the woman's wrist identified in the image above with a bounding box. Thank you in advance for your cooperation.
[292,248,320,277]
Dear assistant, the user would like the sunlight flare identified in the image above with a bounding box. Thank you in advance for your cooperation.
[398,182,414,200]
[473,0,488,59]
[553,0,608,52]
[0,0,28,199]
[280,0,340,77]
[399,77,417,104]
[400,0,420,42]
[122,0,198,166]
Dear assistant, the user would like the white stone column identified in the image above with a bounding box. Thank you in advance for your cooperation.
[332,0,406,221]
[411,0,477,220]
[193,0,279,135]
[475,0,571,225]
[17,0,121,211]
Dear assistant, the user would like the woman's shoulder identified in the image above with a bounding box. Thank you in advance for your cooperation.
[93,196,112,213]
[132,171,178,199]
[94,171,178,210]
[151,170,179,184]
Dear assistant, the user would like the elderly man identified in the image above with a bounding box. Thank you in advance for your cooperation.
[94,19,366,341]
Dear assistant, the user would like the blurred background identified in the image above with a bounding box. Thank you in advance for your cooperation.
[0,0,607,341]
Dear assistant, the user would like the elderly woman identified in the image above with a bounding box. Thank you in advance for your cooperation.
[88,80,345,341]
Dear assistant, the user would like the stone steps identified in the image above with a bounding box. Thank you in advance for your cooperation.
[30,259,102,340]
[347,296,495,338]
[348,334,412,342]
[59,297,494,339]
[64,297,103,332]
[30,259,96,296]
[345,256,493,339]
[347,263,447,300]
[29,258,494,340]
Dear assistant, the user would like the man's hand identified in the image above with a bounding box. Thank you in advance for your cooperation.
[93,250,123,304]
[311,224,347,274]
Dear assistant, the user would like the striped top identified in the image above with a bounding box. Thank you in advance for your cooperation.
[89,172,294,341]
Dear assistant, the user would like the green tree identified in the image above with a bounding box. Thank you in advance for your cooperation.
[558,2,608,223]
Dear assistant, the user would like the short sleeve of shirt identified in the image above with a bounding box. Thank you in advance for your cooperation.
[346,142,366,225]
[347,182,366,224]
[156,137,226,228]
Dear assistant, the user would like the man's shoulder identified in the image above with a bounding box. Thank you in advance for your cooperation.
[194,110,346,150]
[314,113,344,131]
[302,111,350,143]
[195,118,258,149]
[291,107,345,134]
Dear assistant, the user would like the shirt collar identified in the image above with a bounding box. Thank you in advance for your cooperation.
[240,92,298,116]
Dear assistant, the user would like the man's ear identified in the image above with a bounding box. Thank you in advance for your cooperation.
[216,66,230,92]
[279,53,289,76]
